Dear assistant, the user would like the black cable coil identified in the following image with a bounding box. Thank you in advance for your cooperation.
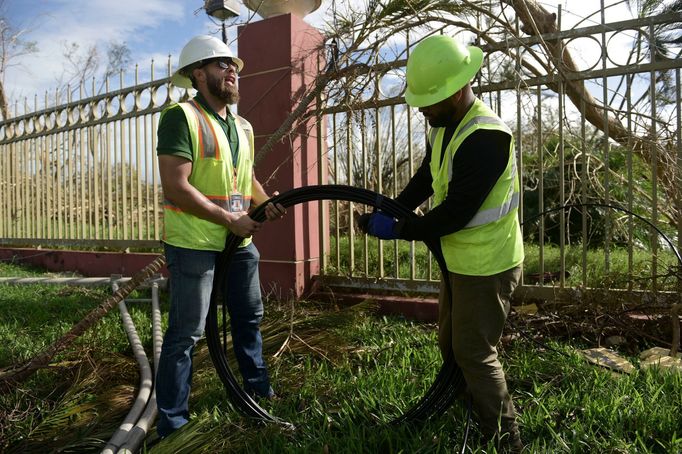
[205,185,467,429]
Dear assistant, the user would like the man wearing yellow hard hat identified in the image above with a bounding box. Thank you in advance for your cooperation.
[359,35,524,452]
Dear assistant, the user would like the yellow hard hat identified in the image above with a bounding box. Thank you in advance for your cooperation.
[404,35,483,108]
[171,35,244,88]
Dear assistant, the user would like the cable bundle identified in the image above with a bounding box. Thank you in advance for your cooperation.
[205,185,466,428]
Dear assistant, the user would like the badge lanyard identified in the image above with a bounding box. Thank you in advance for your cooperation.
[229,167,243,213]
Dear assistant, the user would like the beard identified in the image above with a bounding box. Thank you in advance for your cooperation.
[424,103,458,127]
[422,92,463,127]
[426,114,452,128]
[206,71,240,105]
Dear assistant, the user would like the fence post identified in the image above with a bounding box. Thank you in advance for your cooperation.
[238,14,327,298]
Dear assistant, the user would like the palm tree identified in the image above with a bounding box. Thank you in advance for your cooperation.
[628,0,682,59]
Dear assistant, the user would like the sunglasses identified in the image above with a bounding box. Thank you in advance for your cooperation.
[199,58,237,71]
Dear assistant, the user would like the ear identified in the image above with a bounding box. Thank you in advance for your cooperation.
[191,66,206,86]
[450,88,463,105]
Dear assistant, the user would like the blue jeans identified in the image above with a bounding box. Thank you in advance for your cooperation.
[156,242,273,437]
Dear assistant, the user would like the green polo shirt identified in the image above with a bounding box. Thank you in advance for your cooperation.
[157,93,240,165]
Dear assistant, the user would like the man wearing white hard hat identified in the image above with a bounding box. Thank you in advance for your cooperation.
[155,35,285,437]
[359,34,524,452]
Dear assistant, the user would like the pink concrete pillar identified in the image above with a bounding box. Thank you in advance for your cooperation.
[238,14,327,298]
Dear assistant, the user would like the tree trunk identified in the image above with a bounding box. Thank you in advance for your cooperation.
[0,80,10,120]
[507,0,679,226]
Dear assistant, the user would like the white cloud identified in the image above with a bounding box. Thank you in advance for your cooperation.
[5,0,194,105]
[4,0,640,111]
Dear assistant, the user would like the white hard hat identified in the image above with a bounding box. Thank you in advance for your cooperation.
[170,35,245,88]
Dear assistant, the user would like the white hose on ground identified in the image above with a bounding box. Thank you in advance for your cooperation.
[101,281,154,454]
[0,277,167,287]
[118,281,163,453]
[0,272,166,453]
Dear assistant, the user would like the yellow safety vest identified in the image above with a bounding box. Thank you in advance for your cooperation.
[429,98,524,275]
[162,99,254,251]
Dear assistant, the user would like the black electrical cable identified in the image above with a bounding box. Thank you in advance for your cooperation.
[205,185,467,433]
[206,192,681,447]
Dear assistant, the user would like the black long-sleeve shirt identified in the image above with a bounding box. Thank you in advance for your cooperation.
[395,126,512,241]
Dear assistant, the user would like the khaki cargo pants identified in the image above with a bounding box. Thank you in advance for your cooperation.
[438,266,521,440]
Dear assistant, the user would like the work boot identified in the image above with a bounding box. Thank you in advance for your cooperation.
[245,385,276,401]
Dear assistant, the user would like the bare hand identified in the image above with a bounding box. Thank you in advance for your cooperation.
[227,211,261,237]
[264,191,286,221]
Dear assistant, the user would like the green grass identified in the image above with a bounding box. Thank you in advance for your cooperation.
[523,243,680,290]
[162,320,682,454]
[328,236,681,290]
[1,260,681,453]
[507,342,682,453]
[0,261,162,452]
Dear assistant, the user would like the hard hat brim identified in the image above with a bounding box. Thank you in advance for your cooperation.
[171,72,193,89]
[404,46,484,108]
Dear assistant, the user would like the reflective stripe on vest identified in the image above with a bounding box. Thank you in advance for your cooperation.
[163,193,244,212]
[466,188,519,228]
[428,113,519,229]
[161,100,254,251]
[180,101,254,208]
[428,98,524,276]
[187,100,220,159]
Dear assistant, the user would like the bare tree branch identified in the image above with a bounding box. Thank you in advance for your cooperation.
[506,0,679,226]
[0,10,38,120]
[0,257,166,390]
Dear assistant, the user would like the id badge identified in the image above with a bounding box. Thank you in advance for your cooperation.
[229,192,244,213]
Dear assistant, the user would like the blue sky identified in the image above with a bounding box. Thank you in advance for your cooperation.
[6,0,194,100]
[3,0,330,106]
[3,0,635,110]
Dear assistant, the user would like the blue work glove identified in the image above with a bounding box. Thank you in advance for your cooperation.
[358,212,399,240]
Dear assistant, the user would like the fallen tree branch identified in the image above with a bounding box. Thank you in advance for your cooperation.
[0,256,166,392]
[505,0,680,226]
